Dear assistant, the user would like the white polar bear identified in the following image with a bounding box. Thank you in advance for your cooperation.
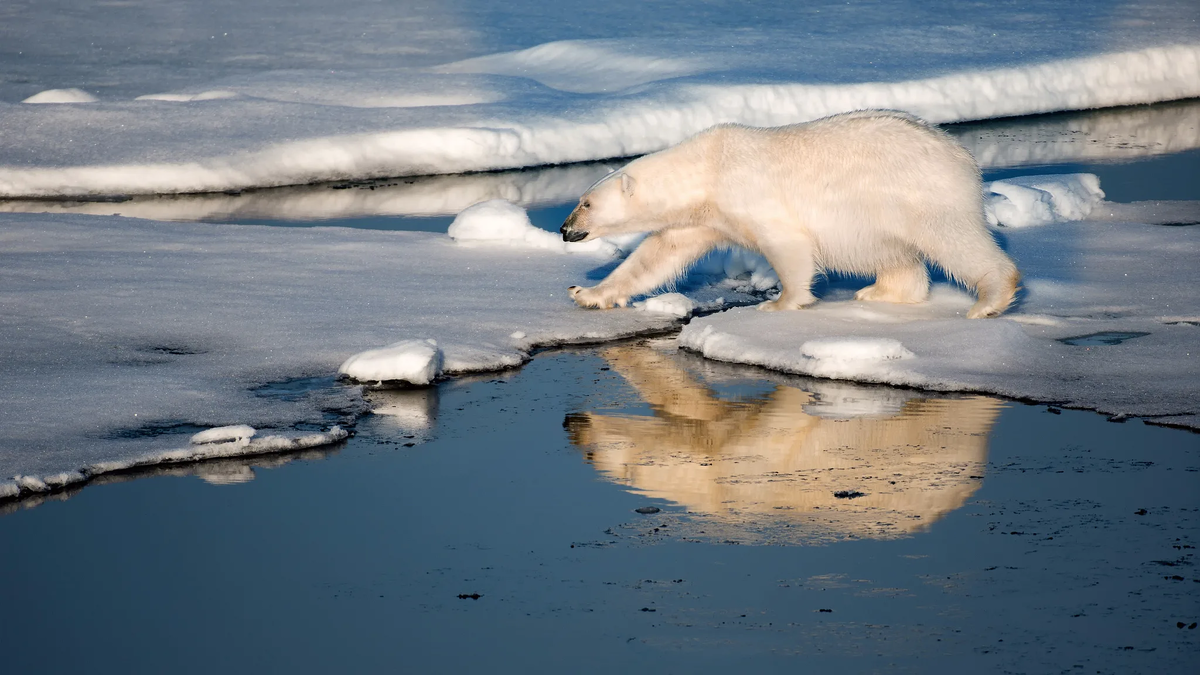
[560,110,1020,319]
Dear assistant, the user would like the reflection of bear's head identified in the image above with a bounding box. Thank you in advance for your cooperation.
[567,345,1006,543]
[561,170,640,242]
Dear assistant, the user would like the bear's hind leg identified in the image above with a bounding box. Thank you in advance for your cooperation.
[920,217,1020,319]
[855,262,930,304]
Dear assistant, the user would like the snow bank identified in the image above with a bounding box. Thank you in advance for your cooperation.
[338,339,445,386]
[22,88,97,104]
[986,174,1106,227]
[1,0,1198,196]
[3,102,1198,226]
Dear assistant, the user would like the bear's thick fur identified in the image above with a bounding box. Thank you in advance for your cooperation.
[560,111,1020,318]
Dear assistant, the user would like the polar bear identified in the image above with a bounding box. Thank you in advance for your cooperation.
[560,110,1020,318]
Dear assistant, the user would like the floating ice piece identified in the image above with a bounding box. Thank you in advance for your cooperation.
[636,293,695,318]
[985,174,1105,227]
[191,425,257,445]
[338,339,445,385]
[22,88,98,104]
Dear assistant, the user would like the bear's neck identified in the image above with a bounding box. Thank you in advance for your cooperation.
[634,136,715,218]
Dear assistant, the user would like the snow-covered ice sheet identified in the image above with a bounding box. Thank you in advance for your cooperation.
[680,204,1199,428]
[0,212,706,497]
[1,0,1198,196]
[3,101,1200,225]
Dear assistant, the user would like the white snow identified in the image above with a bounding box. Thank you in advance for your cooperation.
[637,293,695,318]
[22,88,97,104]
[0,0,1197,196]
[338,339,445,386]
[986,174,1106,227]
[191,425,257,445]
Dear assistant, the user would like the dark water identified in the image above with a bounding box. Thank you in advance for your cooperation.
[1,343,1196,673]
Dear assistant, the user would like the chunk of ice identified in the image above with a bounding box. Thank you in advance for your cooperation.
[338,339,445,386]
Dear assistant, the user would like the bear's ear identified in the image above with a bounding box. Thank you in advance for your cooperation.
[620,173,636,197]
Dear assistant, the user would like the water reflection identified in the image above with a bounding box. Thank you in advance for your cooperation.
[2,100,1198,224]
[566,346,1005,543]
[0,445,343,517]
[950,98,1200,169]
[0,161,620,225]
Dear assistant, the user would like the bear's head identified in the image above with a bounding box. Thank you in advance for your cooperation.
[560,171,640,243]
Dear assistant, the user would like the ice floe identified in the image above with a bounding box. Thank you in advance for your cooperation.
[680,212,1199,428]
[1,0,1198,196]
[0,212,698,497]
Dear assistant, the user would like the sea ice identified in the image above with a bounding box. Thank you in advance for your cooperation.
[0,0,1197,196]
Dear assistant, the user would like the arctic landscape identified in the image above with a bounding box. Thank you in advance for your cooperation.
[1,0,1198,672]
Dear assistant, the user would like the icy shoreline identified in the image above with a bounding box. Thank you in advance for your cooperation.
[3,186,1198,502]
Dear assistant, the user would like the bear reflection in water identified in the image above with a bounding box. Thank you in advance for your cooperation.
[566,345,1006,542]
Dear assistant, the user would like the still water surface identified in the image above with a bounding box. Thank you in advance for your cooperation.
[1,342,1196,673]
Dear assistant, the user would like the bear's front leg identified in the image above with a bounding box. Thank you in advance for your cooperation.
[568,226,729,310]
[755,230,818,311]
[568,285,629,309]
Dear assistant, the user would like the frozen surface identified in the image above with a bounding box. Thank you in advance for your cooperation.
[681,203,1199,427]
[0,212,698,496]
[1,0,1198,196]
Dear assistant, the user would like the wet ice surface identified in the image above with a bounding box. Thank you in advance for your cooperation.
[1,343,1196,673]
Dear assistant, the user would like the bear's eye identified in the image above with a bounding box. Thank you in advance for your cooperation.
[581,200,590,209]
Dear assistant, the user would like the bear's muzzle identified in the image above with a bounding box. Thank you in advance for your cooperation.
[560,211,589,242]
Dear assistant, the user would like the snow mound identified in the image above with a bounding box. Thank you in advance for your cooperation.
[338,339,445,386]
[447,199,622,255]
[986,174,1106,227]
[439,40,711,94]
[22,88,97,104]
[191,425,256,445]
[636,293,695,318]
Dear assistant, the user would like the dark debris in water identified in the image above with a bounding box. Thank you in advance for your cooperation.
[634,506,661,514]
[457,593,482,600]
[1058,331,1150,346]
